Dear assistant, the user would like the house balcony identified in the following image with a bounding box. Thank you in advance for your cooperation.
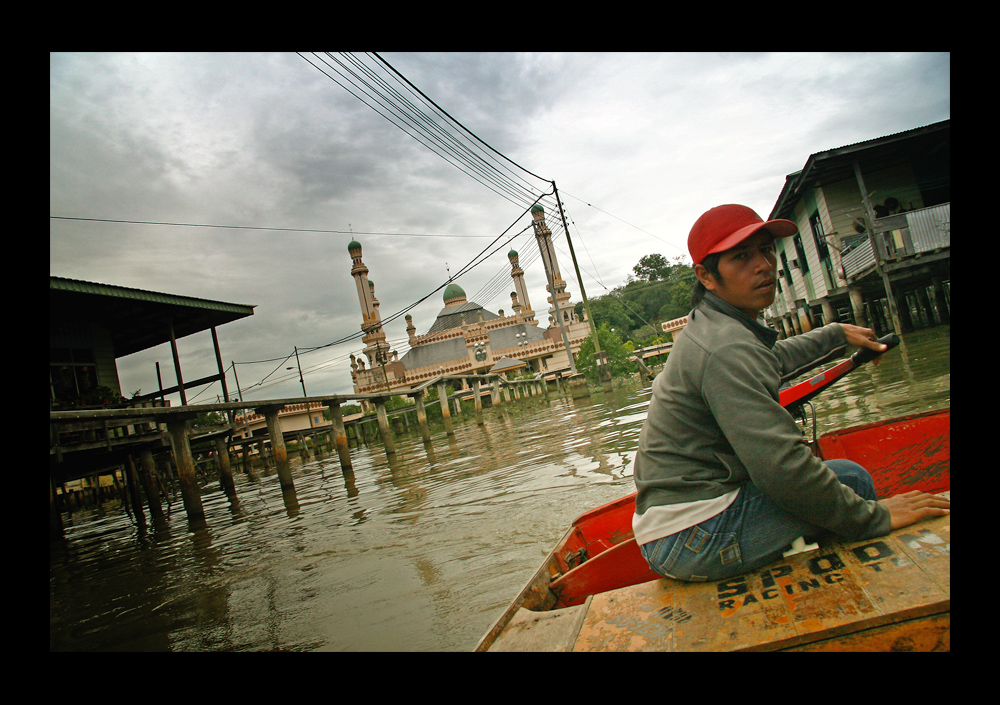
[842,202,950,281]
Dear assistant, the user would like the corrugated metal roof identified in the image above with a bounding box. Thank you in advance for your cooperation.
[50,276,257,357]
[769,119,949,220]
[50,276,255,314]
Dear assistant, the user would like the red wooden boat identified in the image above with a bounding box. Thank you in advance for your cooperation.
[476,337,950,651]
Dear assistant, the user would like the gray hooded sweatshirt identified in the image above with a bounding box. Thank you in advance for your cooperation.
[633,292,891,541]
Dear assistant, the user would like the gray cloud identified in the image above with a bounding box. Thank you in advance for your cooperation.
[50,51,949,402]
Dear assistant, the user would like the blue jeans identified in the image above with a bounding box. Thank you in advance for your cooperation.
[639,459,877,582]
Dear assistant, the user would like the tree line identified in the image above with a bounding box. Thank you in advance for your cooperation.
[574,253,695,382]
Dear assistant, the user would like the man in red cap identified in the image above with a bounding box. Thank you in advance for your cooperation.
[631,204,949,582]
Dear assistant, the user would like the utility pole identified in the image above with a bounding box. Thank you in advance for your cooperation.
[231,360,250,437]
[552,181,610,383]
[291,346,314,430]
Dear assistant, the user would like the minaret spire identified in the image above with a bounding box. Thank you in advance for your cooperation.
[531,204,574,324]
[507,248,535,323]
[348,239,389,366]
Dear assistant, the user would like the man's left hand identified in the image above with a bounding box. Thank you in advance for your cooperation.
[840,324,888,365]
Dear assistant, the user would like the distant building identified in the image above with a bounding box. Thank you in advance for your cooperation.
[347,205,591,394]
[764,120,950,336]
[232,402,330,440]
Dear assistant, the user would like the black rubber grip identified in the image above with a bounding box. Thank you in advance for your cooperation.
[850,333,900,365]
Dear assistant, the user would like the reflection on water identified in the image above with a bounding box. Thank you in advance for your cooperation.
[49,326,948,651]
[787,325,950,432]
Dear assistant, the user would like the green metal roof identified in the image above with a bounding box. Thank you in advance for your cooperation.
[50,277,255,314]
[443,282,466,302]
[50,276,256,357]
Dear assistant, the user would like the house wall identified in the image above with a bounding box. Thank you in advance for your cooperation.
[50,317,122,403]
[91,323,121,394]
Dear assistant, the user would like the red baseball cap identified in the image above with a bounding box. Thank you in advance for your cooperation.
[688,204,798,265]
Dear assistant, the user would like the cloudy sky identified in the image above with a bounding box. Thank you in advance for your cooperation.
[50,52,950,403]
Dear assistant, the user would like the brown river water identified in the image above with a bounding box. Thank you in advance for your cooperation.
[49,325,949,651]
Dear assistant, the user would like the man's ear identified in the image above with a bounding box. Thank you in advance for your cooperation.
[694,263,718,291]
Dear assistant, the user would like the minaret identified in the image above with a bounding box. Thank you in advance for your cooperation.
[507,248,535,322]
[348,239,389,366]
[405,313,417,345]
[530,204,575,325]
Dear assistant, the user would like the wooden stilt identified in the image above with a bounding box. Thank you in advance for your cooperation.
[329,402,353,471]
[165,417,205,523]
[259,406,294,489]
[374,398,395,455]
[214,437,237,498]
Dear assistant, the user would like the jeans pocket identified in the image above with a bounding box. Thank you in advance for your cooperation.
[674,530,742,581]
[719,536,741,566]
[642,526,744,582]
[641,533,680,577]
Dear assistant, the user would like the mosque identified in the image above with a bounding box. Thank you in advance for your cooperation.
[348,204,592,394]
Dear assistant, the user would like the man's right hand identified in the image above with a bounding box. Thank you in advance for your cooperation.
[880,490,950,530]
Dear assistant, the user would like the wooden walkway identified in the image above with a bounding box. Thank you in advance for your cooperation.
[487,495,950,652]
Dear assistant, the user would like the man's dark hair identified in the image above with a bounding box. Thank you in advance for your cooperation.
[690,252,723,309]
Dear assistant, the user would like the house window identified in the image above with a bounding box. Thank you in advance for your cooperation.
[810,212,831,265]
[50,347,99,404]
[780,250,793,287]
[793,233,810,274]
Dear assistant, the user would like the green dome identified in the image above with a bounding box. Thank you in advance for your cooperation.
[348,239,362,252]
[508,248,518,259]
[530,204,544,215]
[443,282,466,302]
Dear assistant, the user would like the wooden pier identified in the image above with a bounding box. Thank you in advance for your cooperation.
[49,372,585,531]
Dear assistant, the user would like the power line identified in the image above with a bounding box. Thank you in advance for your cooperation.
[233,195,549,393]
[299,52,544,210]
[227,54,671,394]
[559,188,685,254]
[49,215,491,239]
[371,52,551,184]
[343,52,543,205]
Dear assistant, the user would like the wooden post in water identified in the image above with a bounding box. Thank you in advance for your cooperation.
[568,373,590,399]
[214,437,237,498]
[329,402,352,471]
[473,378,483,411]
[125,455,146,530]
[165,417,205,522]
[436,380,453,435]
[138,448,166,526]
[491,377,503,410]
[259,406,294,488]
[473,378,485,425]
[414,391,432,443]
[374,398,396,455]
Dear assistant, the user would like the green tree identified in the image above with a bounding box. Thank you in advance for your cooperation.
[583,254,695,346]
[192,410,227,428]
[576,323,634,383]
[633,253,672,282]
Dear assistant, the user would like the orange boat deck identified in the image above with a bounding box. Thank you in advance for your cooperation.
[484,493,950,652]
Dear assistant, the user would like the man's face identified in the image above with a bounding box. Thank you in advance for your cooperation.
[695,230,778,318]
